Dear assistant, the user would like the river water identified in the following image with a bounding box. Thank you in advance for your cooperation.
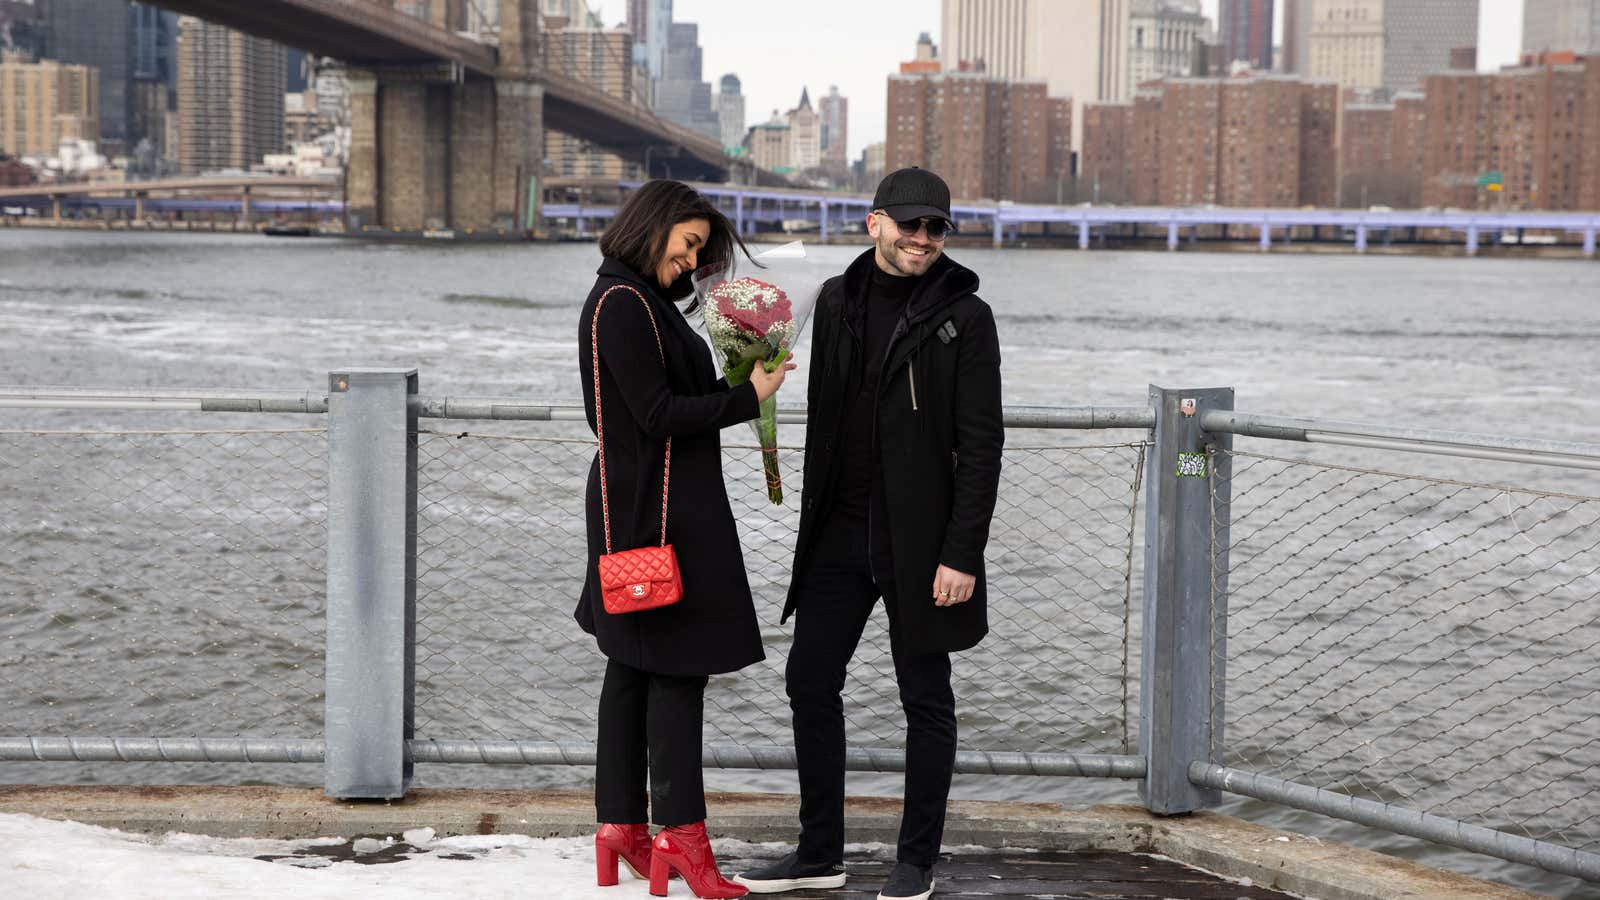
[1,230,1596,896]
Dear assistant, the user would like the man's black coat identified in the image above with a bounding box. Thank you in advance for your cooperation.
[785,249,1004,656]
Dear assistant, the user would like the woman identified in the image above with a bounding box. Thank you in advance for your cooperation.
[577,179,794,900]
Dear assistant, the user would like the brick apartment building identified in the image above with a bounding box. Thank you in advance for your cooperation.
[1082,55,1600,212]
[1081,102,1132,202]
[1422,59,1596,210]
[1082,74,1340,209]
[886,70,1071,202]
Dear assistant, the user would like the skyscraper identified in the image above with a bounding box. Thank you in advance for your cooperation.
[818,84,848,168]
[1218,0,1273,69]
[626,0,671,77]
[654,21,719,140]
[1382,0,1478,91]
[1280,0,1314,73]
[786,87,820,172]
[940,0,1129,153]
[44,0,132,151]
[1128,0,1209,92]
[176,17,284,173]
[1522,0,1600,56]
[714,73,745,152]
[1307,0,1385,90]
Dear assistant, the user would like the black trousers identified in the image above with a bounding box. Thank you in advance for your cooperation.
[595,657,710,827]
[787,518,957,869]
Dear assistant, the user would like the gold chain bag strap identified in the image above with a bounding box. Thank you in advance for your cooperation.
[592,284,683,614]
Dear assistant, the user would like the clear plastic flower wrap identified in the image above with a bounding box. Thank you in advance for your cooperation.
[690,241,823,504]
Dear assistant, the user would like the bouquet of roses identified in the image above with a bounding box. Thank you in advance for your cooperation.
[691,241,822,504]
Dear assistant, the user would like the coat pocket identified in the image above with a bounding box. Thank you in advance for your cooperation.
[907,361,919,411]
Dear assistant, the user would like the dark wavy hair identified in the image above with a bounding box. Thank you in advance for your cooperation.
[598,179,753,307]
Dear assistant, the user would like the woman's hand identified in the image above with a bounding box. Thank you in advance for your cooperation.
[749,359,798,403]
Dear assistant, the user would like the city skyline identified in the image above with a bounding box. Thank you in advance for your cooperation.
[591,0,1527,163]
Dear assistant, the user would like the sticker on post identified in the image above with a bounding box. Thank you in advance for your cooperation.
[1176,452,1208,478]
[1180,398,1197,417]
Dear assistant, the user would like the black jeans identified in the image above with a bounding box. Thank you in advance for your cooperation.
[787,518,957,869]
[595,657,710,827]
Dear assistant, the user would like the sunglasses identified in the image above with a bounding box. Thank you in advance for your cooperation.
[879,213,950,241]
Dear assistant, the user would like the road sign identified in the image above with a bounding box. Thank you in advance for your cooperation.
[1477,171,1504,188]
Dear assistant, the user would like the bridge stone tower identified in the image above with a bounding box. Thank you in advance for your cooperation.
[346,0,543,235]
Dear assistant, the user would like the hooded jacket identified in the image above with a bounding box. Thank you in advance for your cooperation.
[785,249,1004,655]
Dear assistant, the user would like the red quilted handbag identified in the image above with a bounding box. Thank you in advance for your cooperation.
[591,285,683,615]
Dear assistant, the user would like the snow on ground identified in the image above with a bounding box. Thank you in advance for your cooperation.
[0,812,805,899]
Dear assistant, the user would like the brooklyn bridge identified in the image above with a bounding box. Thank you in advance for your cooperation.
[137,0,778,232]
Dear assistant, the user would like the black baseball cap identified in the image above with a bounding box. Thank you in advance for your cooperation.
[873,167,955,229]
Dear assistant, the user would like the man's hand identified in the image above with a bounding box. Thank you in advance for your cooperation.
[931,565,976,607]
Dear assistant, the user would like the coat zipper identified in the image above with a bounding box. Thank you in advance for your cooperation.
[907,361,919,411]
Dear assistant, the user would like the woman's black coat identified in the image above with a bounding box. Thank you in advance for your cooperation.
[575,257,765,676]
[785,249,1004,656]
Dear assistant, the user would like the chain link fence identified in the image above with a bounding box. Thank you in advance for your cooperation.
[413,426,1147,756]
[1213,447,1600,853]
[0,428,328,741]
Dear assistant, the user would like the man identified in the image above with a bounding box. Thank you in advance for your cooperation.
[736,168,1004,900]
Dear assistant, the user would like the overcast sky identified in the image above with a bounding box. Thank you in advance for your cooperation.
[588,0,1526,160]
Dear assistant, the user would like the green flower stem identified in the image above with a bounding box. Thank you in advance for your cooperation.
[724,347,790,505]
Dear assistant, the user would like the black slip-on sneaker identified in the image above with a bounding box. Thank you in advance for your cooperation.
[876,861,935,900]
[734,851,848,893]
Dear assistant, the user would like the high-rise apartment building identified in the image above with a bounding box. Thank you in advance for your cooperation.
[1128,0,1209,92]
[0,50,98,157]
[1522,0,1600,55]
[940,0,1129,153]
[1219,0,1273,69]
[1382,0,1479,92]
[1308,0,1385,90]
[714,73,744,153]
[887,66,1072,201]
[544,23,637,179]
[818,84,848,168]
[175,17,284,173]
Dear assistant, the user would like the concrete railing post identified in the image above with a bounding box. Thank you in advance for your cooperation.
[325,368,418,799]
[1140,385,1232,814]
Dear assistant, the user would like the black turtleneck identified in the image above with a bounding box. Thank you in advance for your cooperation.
[830,262,919,579]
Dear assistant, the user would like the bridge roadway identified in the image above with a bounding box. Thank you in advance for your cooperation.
[12,175,1596,256]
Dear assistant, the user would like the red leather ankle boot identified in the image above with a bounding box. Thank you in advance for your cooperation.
[648,821,747,898]
[595,823,653,886]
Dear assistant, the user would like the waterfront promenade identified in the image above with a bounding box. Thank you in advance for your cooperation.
[0,786,1540,898]
[2,234,1597,895]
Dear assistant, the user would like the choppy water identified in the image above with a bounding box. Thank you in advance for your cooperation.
[2,230,1598,897]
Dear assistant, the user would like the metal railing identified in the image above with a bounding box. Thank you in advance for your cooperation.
[1,375,1596,883]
